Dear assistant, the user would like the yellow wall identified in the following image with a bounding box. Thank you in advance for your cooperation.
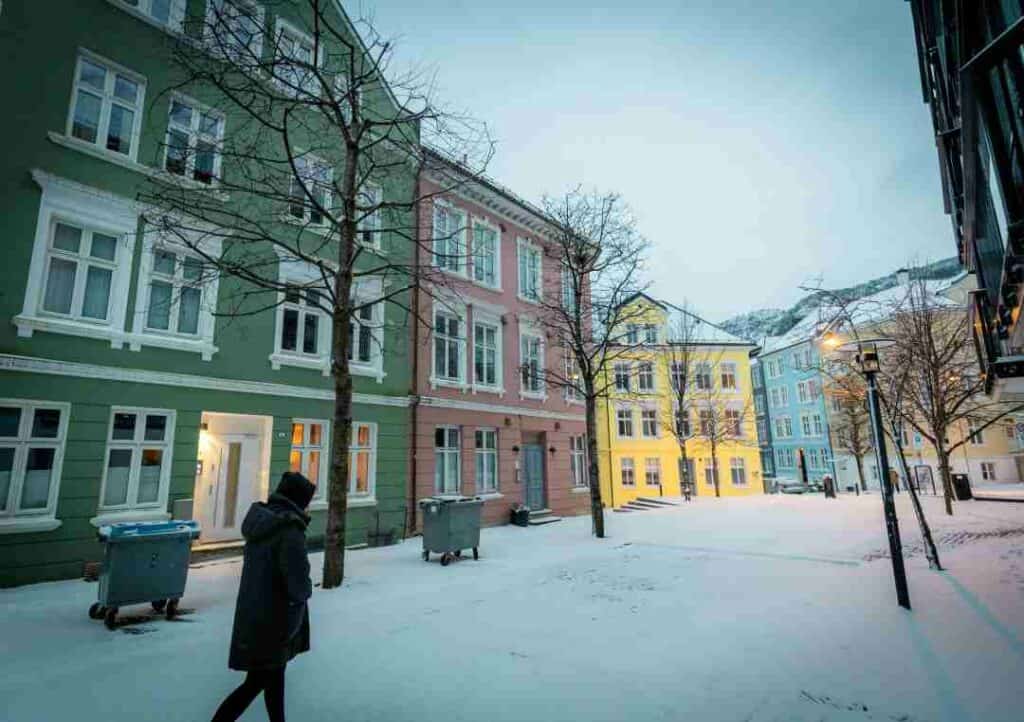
[596,300,764,507]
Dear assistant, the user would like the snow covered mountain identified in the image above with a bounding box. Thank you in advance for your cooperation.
[719,257,963,342]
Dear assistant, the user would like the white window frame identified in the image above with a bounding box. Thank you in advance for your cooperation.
[801,414,812,436]
[730,457,747,486]
[614,362,632,393]
[644,457,661,487]
[620,457,636,487]
[431,299,467,389]
[286,152,334,227]
[433,201,467,276]
[206,0,265,64]
[812,414,824,436]
[273,17,323,98]
[347,421,377,503]
[357,182,383,249]
[720,362,737,390]
[472,313,503,393]
[517,237,543,303]
[561,265,580,316]
[564,353,584,403]
[471,217,501,290]
[616,407,634,438]
[779,386,789,405]
[163,93,225,187]
[0,399,70,534]
[643,324,658,344]
[725,408,742,437]
[641,407,659,438]
[291,418,330,506]
[65,50,146,162]
[797,381,809,403]
[435,425,461,495]
[519,326,546,399]
[670,361,685,391]
[570,435,587,487]
[637,361,655,393]
[272,281,329,370]
[968,420,985,446]
[95,406,176,523]
[980,461,996,481]
[474,428,499,495]
[694,362,713,391]
[17,172,138,348]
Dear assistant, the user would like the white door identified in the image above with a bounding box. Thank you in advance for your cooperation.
[195,433,261,542]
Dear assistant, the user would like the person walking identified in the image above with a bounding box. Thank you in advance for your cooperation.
[211,471,315,722]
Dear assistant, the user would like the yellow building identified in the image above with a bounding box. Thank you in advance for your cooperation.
[596,294,763,507]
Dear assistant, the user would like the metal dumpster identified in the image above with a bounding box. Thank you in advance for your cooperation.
[419,496,483,566]
[89,520,201,629]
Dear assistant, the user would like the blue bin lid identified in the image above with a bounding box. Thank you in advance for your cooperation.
[99,519,200,540]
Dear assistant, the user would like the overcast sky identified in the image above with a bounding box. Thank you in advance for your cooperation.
[365,0,952,322]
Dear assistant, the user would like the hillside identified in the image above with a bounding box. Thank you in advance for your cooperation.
[719,257,963,341]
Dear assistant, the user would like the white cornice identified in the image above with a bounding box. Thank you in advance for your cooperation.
[0,354,408,407]
[417,394,585,422]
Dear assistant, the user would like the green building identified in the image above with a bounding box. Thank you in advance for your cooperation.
[0,0,414,586]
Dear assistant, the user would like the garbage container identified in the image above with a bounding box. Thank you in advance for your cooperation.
[419,496,483,566]
[951,473,973,501]
[89,520,201,629]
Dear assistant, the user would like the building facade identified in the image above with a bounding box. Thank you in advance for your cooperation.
[750,357,775,481]
[909,1,1024,399]
[0,0,413,586]
[596,295,763,506]
[410,155,590,529]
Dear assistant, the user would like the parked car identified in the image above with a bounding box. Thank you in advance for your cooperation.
[777,479,808,494]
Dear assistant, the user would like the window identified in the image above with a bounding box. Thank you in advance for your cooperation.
[808,379,820,399]
[434,427,461,494]
[277,285,325,360]
[756,418,767,440]
[754,395,765,414]
[1005,421,1016,440]
[561,267,579,315]
[39,220,121,324]
[675,408,691,437]
[812,414,824,436]
[775,417,792,438]
[725,409,741,437]
[99,408,175,514]
[797,381,809,403]
[274,19,319,97]
[968,420,985,445]
[517,239,542,301]
[67,52,145,159]
[288,154,333,226]
[616,407,634,438]
[118,0,186,30]
[473,320,501,389]
[570,436,587,487]
[472,221,499,288]
[290,419,328,502]
[433,307,465,384]
[831,396,842,412]
[164,96,223,185]
[671,361,685,391]
[349,293,381,370]
[637,362,655,392]
[779,386,789,405]
[704,459,718,486]
[694,363,712,391]
[645,458,661,487]
[565,354,583,402]
[0,400,69,526]
[433,203,466,274]
[643,324,658,344]
[720,362,737,390]
[981,462,996,481]
[520,332,544,396]
[620,458,635,487]
[641,408,659,438]
[348,422,375,498]
[614,362,631,392]
[804,349,812,368]
[207,0,264,63]
[357,184,383,248]
[801,415,812,436]
[143,247,206,337]
[770,389,779,407]
[730,457,746,485]
[474,429,498,494]
[699,409,713,436]
[625,325,640,345]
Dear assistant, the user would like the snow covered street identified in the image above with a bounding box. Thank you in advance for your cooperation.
[2,493,1023,722]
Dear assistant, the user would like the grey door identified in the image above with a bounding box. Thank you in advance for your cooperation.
[523,445,546,510]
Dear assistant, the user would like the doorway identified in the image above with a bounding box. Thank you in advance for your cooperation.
[522,444,546,511]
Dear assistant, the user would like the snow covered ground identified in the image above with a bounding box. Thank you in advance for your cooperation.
[2,493,1023,722]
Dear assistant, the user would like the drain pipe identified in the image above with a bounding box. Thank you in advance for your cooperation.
[408,173,423,537]
[605,394,615,509]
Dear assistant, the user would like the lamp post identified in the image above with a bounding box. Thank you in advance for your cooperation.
[847,339,911,610]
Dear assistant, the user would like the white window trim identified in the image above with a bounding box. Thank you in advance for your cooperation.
[432,200,468,278]
[614,361,632,393]
[516,237,543,304]
[283,150,335,228]
[162,92,226,188]
[730,457,747,486]
[470,216,502,291]
[518,322,546,400]
[430,297,469,390]
[569,435,588,488]
[720,362,738,392]
[16,171,139,349]
[616,405,635,439]
[471,311,504,395]
[65,48,147,163]
[620,457,636,487]
[270,266,332,374]
[474,427,499,495]
[644,457,662,487]
[272,16,324,98]
[205,0,266,63]
[637,360,656,394]
[130,217,222,359]
[0,399,71,533]
[434,425,462,495]
[357,182,384,250]
[640,405,660,439]
[107,0,187,34]
[347,421,377,504]
[94,406,176,521]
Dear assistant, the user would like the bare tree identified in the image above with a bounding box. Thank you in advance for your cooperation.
[138,0,490,587]
[533,189,650,538]
[660,306,703,497]
[825,371,872,492]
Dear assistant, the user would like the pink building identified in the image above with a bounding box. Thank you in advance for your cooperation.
[410,155,590,529]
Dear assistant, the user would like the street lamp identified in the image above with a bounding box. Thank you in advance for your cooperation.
[837,338,911,610]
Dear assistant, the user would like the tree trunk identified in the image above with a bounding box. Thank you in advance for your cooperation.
[678,441,690,498]
[893,436,942,570]
[585,396,606,538]
[323,300,354,589]
[855,456,866,492]
[711,440,720,498]
[936,446,954,516]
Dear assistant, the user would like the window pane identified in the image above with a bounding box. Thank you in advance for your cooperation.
[21,448,55,509]
[309,423,322,446]
[0,447,13,511]
[281,308,299,351]
[78,58,106,89]
[72,90,102,143]
[106,105,134,155]
[151,0,172,22]
[169,100,193,127]
[352,450,369,493]
[182,257,203,281]
[178,286,201,334]
[112,412,137,440]
[153,250,176,276]
[81,265,112,319]
[42,258,76,314]
[137,448,163,503]
[356,424,370,446]
[291,423,305,445]
[289,449,302,472]
[306,450,321,484]
[31,409,61,439]
[103,448,132,506]
[53,223,83,253]
[434,427,445,447]
[0,408,22,437]
[303,313,319,354]
[358,324,372,363]
[113,75,138,104]
[200,112,220,136]
[144,414,167,441]
[165,129,189,176]
[147,281,172,330]
[90,232,118,261]
[194,140,216,184]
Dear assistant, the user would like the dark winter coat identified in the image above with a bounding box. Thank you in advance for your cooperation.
[228,493,312,671]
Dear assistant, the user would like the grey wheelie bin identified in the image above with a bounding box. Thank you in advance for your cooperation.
[88,520,201,629]
[419,496,483,566]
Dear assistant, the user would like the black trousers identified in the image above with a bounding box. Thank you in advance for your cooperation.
[212,666,286,722]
